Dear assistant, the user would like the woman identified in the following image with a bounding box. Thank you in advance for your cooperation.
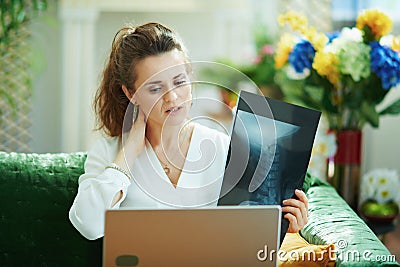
[69,22,308,240]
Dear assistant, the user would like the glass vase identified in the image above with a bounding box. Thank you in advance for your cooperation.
[328,130,362,210]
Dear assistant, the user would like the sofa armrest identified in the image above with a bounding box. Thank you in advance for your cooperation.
[302,174,399,266]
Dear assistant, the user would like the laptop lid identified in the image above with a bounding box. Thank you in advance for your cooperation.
[218,90,321,245]
[103,205,281,267]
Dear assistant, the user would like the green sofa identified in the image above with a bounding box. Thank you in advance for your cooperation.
[0,151,398,267]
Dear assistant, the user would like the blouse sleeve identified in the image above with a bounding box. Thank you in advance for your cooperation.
[68,138,131,240]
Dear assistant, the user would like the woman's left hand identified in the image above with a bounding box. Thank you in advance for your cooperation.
[282,189,309,233]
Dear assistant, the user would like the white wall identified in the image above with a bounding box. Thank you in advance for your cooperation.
[363,89,400,173]
[30,2,62,153]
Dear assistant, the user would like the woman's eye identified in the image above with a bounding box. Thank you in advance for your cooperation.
[174,79,187,86]
[148,87,162,93]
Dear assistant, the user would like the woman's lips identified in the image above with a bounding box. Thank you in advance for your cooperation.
[165,105,183,114]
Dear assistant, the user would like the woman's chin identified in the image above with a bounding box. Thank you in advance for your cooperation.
[164,111,189,126]
[164,116,187,126]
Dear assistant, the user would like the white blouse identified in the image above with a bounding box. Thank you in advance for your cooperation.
[69,123,229,240]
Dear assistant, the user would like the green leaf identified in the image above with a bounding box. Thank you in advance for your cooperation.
[363,73,389,104]
[321,89,337,113]
[379,99,400,115]
[32,0,39,10]
[39,1,48,11]
[0,87,16,108]
[361,101,379,128]
[362,25,375,44]
[344,78,364,109]
[276,72,303,97]
[303,85,323,102]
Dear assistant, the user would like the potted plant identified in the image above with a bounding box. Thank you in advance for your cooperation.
[237,30,283,99]
[360,168,399,222]
[0,0,48,120]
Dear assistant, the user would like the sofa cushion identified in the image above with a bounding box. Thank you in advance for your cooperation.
[302,172,330,192]
[0,151,102,266]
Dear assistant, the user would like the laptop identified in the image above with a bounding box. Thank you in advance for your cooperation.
[218,90,321,245]
[103,205,281,267]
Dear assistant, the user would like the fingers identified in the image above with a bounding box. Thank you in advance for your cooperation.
[282,189,309,233]
[283,197,307,221]
[282,205,306,232]
[284,213,300,233]
[135,106,146,124]
[295,189,309,211]
[125,105,147,157]
[132,106,146,130]
[132,107,146,136]
[132,104,139,123]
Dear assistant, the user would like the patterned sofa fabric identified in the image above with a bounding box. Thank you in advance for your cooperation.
[302,176,399,266]
[0,152,102,266]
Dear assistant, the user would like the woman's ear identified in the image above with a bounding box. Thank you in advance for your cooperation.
[122,85,133,100]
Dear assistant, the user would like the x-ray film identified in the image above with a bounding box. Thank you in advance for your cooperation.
[218,90,321,245]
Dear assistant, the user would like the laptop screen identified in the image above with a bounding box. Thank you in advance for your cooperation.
[104,206,281,267]
[218,90,321,245]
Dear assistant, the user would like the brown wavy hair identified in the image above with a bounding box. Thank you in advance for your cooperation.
[94,22,189,137]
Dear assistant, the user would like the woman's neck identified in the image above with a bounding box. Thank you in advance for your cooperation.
[146,120,189,151]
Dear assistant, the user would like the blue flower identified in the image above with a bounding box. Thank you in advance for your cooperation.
[370,41,400,90]
[288,40,316,73]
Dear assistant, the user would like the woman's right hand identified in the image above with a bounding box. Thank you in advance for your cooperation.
[126,105,146,157]
[114,105,146,169]
[111,106,146,207]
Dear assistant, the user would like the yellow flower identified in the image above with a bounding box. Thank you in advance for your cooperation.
[274,33,295,69]
[305,27,328,51]
[278,11,327,52]
[278,11,308,33]
[312,51,339,86]
[356,9,393,40]
[392,36,400,52]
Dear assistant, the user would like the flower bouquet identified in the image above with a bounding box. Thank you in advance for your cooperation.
[275,9,400,131]
[274,9,400,209]
[360,169,399,222]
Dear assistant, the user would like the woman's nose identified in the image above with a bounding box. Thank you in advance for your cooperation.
[163,89,178,102]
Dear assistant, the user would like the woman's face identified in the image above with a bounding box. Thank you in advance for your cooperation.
[132,49,192,127]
